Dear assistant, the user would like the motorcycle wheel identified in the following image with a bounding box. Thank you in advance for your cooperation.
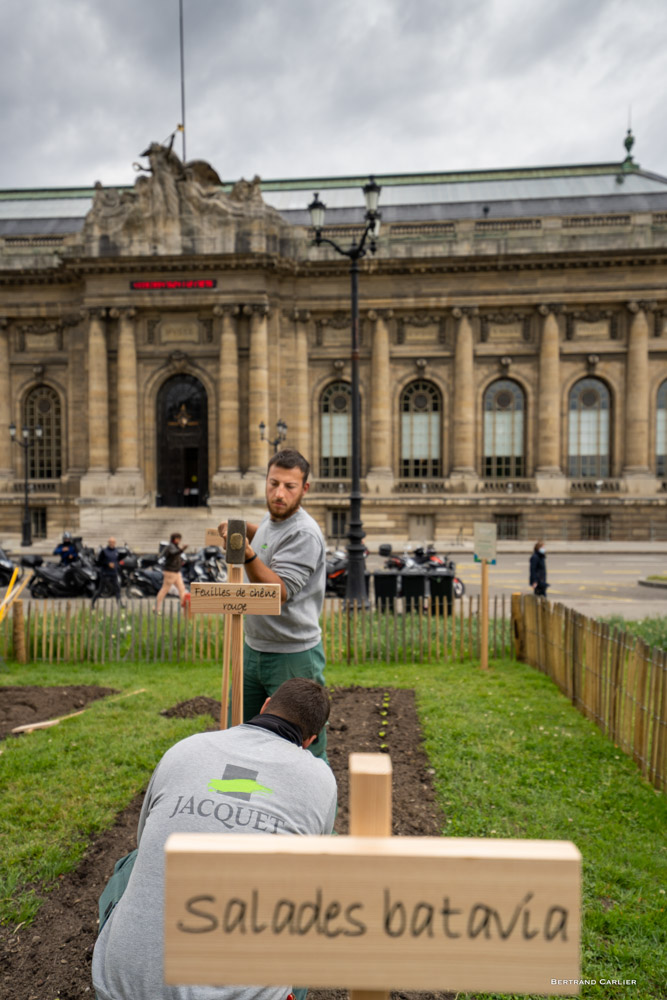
[99,578,117,598]
[453,578,465,599]
[30,580,50,599]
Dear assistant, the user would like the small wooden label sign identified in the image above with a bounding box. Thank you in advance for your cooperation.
[165,834,581,994]
[190,582,281,616]
[204,528,223,548]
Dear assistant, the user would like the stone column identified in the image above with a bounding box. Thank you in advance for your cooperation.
[367,310,393,486]
[115,308,141,473]
[86,309,110,473]
[536,308,562,474]
[293,310,310,459]
[451,310,476,476]
[624,302,650,476]
[215,306,240,474]
[0,321,12,480]
[248,304,270,474]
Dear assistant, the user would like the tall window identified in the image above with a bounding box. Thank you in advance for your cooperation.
[320,382,351,478]
[568,377,610,477]
[483,379,525,478]
[657,380,667,477]
[24,385,62,478]
[400,381,442,478]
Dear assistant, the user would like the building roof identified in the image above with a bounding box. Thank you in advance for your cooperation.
[1,142,666,238]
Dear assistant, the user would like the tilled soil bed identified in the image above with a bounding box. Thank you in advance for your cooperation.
[1,685,452,1000]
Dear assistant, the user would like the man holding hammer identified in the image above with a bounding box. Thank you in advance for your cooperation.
[218,449,328,759]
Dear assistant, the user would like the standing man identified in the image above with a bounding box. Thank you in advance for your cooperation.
[92,536,122,608]
[218,449,328,759]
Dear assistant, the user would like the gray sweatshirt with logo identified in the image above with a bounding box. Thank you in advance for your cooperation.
[92,725,337,1000]
[244,507,326,654]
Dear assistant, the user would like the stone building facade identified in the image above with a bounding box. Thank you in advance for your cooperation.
[2,134,667,545]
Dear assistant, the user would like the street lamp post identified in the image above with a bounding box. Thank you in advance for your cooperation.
[308,177,381,606]
[259,419,288,454]
[9,422,43,547]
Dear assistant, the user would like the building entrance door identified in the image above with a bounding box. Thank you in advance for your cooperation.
[156,374,208,506]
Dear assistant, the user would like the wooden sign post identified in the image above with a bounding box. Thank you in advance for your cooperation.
[473,522,497,672]
[190,520,281,729]
[164,755,582,996]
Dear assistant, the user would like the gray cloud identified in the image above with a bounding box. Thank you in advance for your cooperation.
[0,0,665,189]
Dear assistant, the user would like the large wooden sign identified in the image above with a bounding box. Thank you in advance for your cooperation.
[190,582,281,616]
[164,833,581,994]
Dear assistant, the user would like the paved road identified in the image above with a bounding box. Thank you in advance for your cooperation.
[381,551,667,621]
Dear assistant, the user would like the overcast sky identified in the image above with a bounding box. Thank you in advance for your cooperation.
[1,0,665,190]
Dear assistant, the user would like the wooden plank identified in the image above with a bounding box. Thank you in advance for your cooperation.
[164,834,581,994]
[191,582,281,616]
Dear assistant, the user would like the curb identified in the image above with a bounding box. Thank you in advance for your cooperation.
[637,578,667,590]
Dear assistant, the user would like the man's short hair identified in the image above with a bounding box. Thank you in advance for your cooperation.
[267,449,310,485]
[170,532,182,543]
[267,677,330,739]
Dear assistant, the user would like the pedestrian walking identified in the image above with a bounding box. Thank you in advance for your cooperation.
[91,536,122,607]
[155,532,188,614]
[529,539,549,597]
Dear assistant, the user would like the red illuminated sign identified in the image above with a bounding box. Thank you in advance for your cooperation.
[130,279,216,291]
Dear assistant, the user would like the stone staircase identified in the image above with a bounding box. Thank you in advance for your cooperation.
[2,502,268,556]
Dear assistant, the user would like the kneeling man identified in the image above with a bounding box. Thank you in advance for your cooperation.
[92,678,336,1000]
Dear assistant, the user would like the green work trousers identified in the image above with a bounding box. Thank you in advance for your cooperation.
[242,640,328,762]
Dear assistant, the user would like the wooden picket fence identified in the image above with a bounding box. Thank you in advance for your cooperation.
[1,594,513,667]
[513,594,667,793]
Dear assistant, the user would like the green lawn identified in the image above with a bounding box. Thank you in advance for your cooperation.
[1,652,665,1000]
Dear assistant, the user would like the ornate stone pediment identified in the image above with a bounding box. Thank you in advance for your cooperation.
[82,139,301,258]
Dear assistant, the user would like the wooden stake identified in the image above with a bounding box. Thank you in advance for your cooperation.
[229,564,244,726]
[220,615,232,730]
[12,600,26,664]
[480,559,489,671]
[349,753,392,1000]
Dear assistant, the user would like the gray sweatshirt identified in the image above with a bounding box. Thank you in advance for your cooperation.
[92,725,337,1000]
[244,507,326,654]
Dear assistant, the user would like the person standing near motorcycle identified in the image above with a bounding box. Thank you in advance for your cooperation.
[53,531,77,565]
[217,449,328,760]
[529,539,549,597]
[92,537,122,608]
[155,532,188,614]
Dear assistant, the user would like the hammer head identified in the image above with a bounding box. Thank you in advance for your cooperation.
[226,519,247,565]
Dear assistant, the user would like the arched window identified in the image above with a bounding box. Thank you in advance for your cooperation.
[568,377,610,477]
[400,380,442,478]
[320,382,351,478]
[24,385,62,479]
[483,379,525,478]
[657,380,667,477]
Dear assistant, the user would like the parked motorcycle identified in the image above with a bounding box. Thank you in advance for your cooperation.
[325,546,370,598]
[125,559,164,598]
[0,545,22,587]
[24,550,98,599]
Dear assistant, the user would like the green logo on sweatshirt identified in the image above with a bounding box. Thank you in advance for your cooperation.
[208,778,273,796]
